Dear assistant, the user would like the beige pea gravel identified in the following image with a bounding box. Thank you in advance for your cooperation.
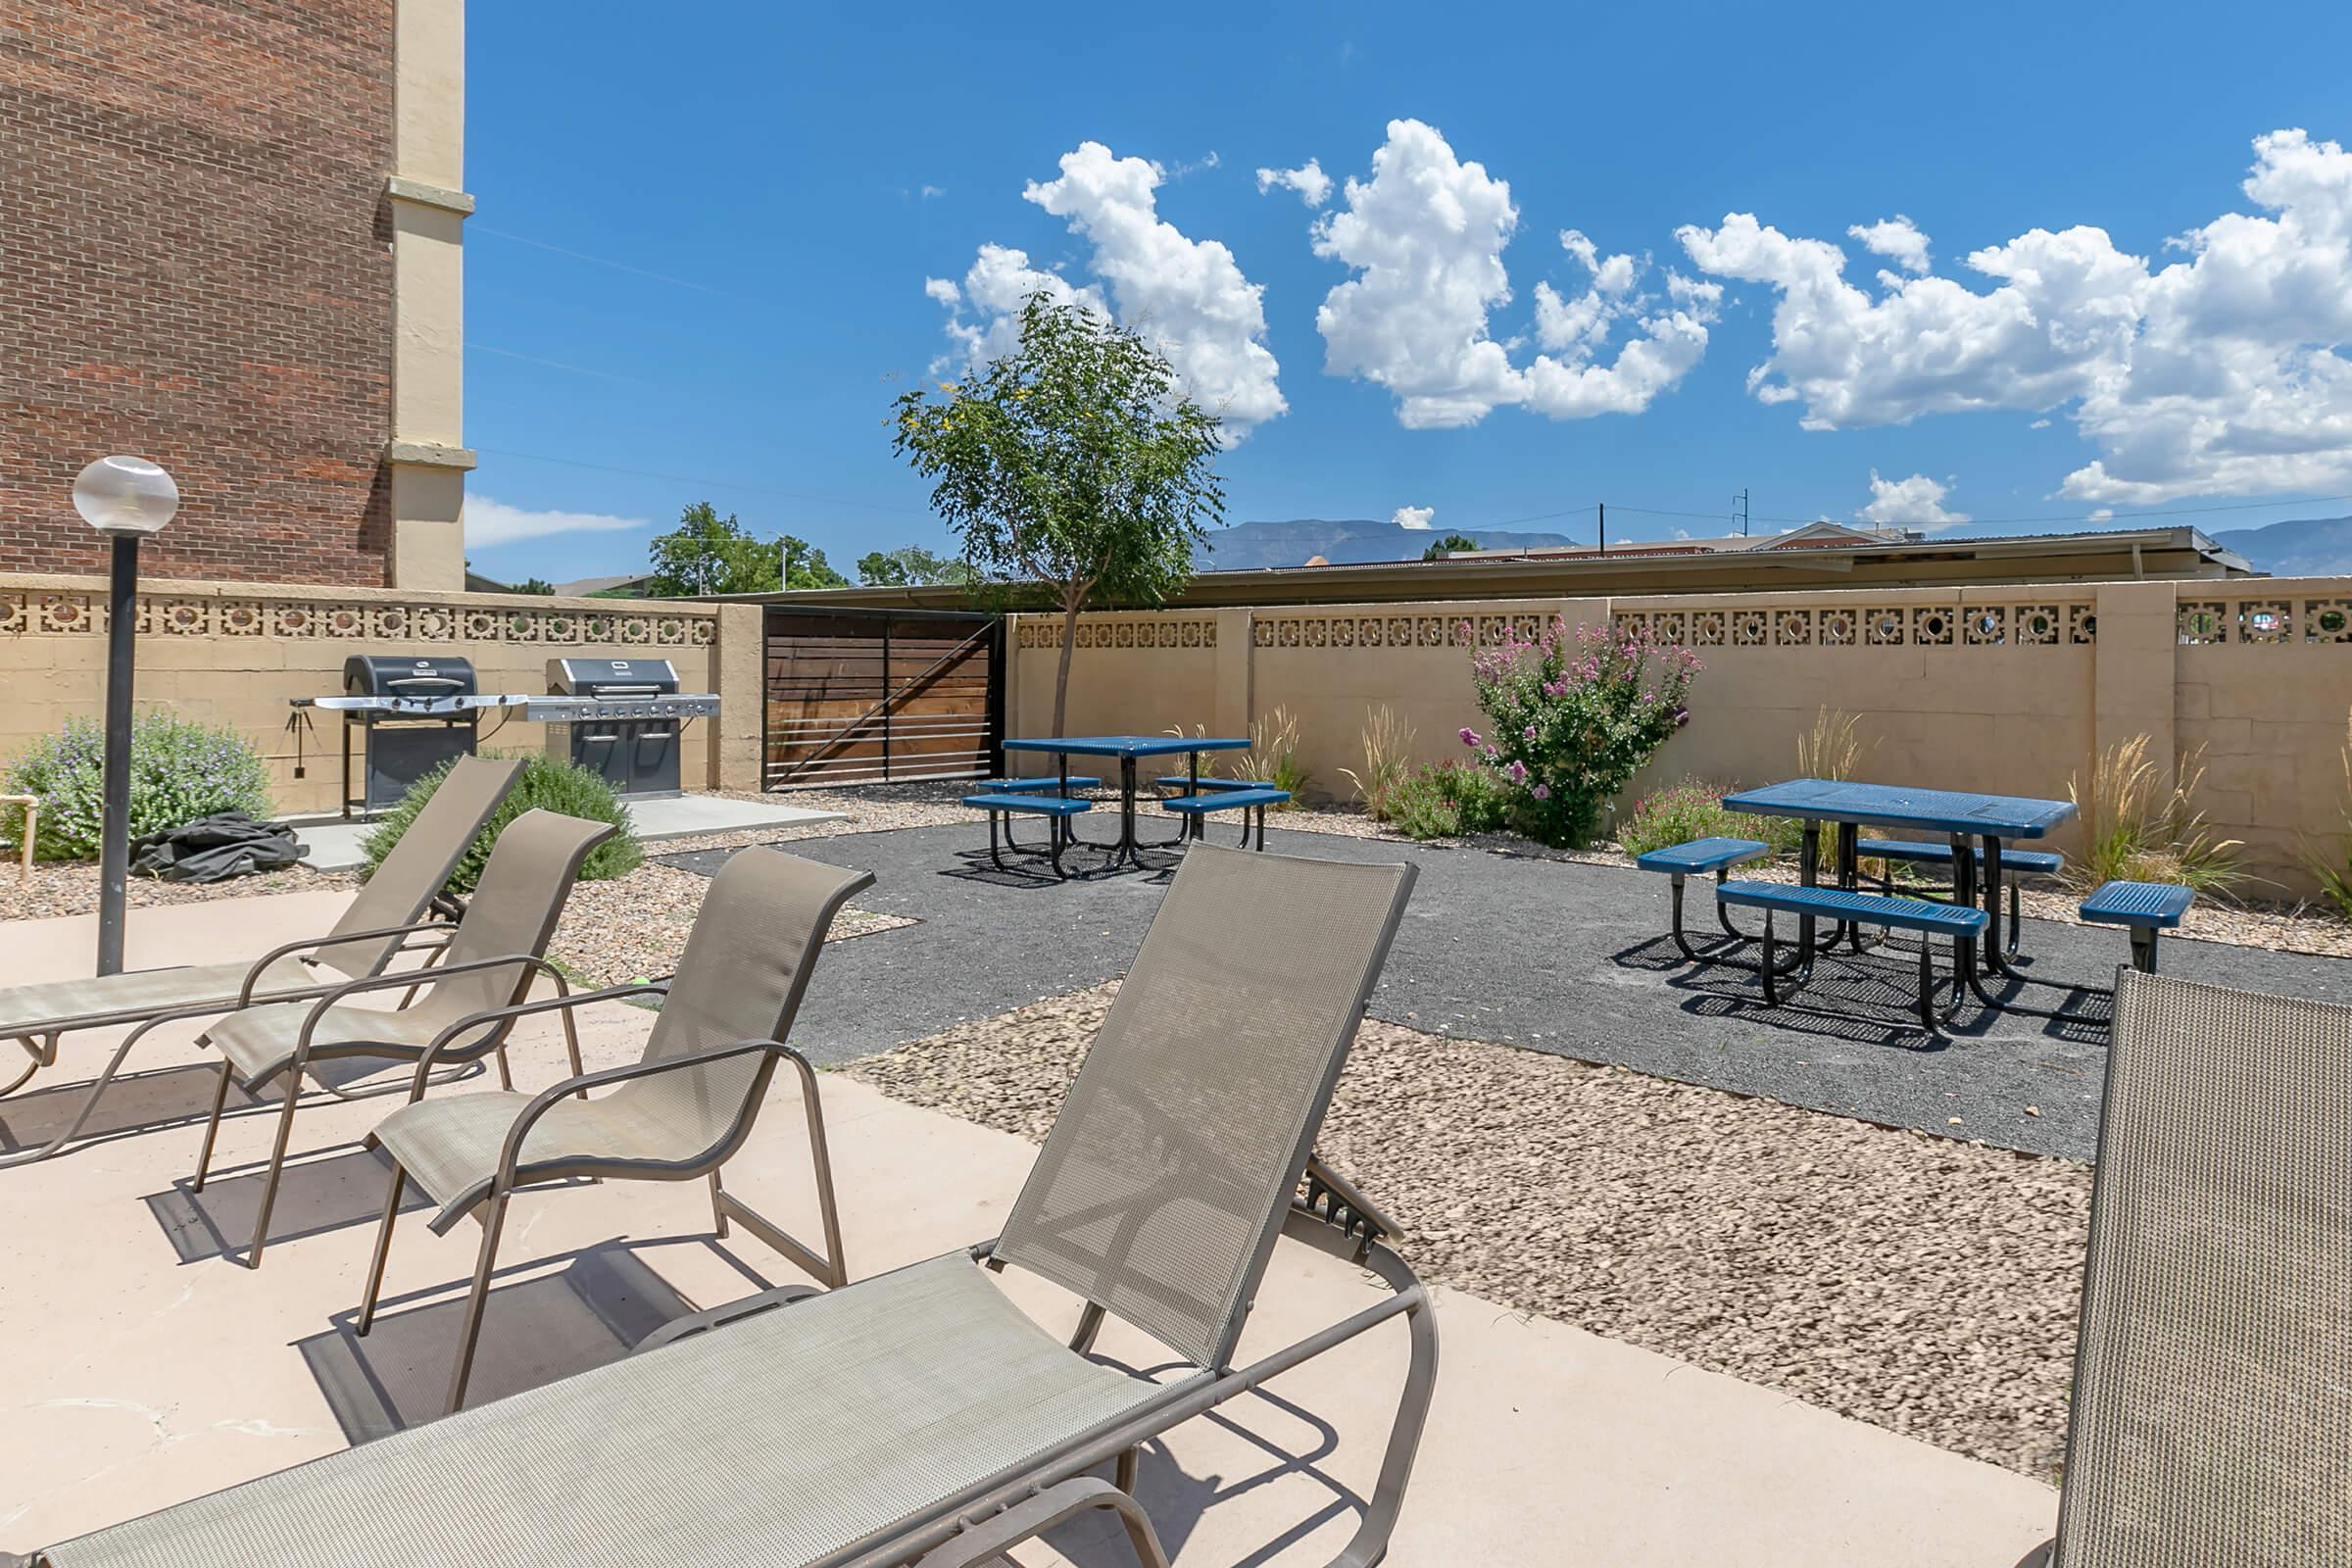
[549,859,912,988]
[847,980,2091,1481]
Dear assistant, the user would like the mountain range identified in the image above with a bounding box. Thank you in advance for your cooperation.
[2209,514,2352,576]
[1196,517,1576,570]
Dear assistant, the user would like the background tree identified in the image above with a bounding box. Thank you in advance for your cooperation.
[782,534,851,590]
[1422,532,1482,561]
[856,544,979,588]
[891,292,1224,734]
[514,576,557,595]
[646,502,777,596]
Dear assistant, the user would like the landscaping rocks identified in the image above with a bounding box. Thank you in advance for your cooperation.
[849,981,2091,1481]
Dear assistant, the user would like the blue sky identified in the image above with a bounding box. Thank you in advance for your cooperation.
[463,2,2352,582]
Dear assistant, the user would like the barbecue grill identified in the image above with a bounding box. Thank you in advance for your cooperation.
[293,656,513,815]
[534,658,718,798]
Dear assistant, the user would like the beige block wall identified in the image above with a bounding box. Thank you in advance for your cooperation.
[1013,578,2352,899]
[0,573,736,816]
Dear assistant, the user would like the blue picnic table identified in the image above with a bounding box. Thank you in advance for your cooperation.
[1002,734,1251,870]
[1720,778,2078,1014]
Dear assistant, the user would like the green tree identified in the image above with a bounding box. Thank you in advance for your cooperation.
[891,292,1224,734]
[646,502,778,596]
[781,535,851,590]
[856,544,979,588]
[1422,532,1481,561]
[514,577,557,595]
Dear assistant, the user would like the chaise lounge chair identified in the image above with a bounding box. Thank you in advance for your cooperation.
[186,808,617,1268]
[0,754,523,1168]
[13,844,1435,1568]
[354,845,875,1414]
[2014,966,2352,1566]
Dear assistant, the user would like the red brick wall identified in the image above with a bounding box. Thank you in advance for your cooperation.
[0,2,395,587]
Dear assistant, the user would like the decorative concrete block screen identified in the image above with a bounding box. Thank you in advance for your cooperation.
[0,573,749,817]
[1011,577,2352,898]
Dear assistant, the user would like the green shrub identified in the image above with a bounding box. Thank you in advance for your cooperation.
[360,752,642,894]
[1619,779,1739,857]
[1462,616,1701,848]
[3,711,272,861]
[1388,760,1513,840]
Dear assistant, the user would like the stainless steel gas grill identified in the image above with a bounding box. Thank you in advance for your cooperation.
[292,656,517,816]
[534,658,719,798]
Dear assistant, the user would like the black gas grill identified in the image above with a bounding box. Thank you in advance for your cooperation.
[296,656,509,814]
[533,659,717,798]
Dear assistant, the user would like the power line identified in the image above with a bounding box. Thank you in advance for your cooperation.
[471,224,761,304]
[1601,491,2352,531]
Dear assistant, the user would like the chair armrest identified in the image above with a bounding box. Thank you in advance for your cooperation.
[236,919,452,1004]
[491,1036,803,1191]
[284,954,571,1073]
[404,978,673,1101]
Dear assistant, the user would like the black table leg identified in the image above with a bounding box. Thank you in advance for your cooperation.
[1798,820,1821,965]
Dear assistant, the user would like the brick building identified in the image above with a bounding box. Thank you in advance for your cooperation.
[0,0,470,589]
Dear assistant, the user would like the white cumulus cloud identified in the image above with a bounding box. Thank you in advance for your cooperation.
[1680,129,2352,504]
[1846,216,1932,274]
[1309,120,1717,428]
[1392,505,1435,529]
[1256,159,1333,208]
[925,142,1285,438]
[1856,470,1969,530]
[466,495,646,550]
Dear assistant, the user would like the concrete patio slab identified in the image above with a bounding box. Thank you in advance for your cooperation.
[292,792,845,871]
[0,891,2057,1565]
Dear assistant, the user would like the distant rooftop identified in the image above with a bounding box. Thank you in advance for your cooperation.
[736,524,2256,613]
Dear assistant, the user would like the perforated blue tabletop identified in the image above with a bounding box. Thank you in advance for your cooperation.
[1720,778,2077,839]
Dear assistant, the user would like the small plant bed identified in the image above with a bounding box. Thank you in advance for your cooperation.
[849,981,2091,1480]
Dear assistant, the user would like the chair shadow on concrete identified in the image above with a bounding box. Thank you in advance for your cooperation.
[144,1142,430,1264]
[0,1060,270,1161]
[299,1236,776,1443]
[1034,1363,1367,1568]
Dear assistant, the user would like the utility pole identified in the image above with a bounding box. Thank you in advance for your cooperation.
[1597,502,1606,556]
[1734,488,1749,537]
[780,537,795,591]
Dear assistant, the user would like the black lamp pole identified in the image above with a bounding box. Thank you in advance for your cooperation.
[95,532,140,976]
[74,454,176,979]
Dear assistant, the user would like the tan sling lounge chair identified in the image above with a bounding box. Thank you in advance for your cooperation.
[0,755,523,1168]
[355,844,876,1414]
[187,808,616,1269]
[14,844,1435,1568]
[2015,967,2352,1566]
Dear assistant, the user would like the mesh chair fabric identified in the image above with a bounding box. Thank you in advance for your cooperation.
[43,1253,1191,1568]
[995,844,1414,1370]
[2054,969,2352,1567]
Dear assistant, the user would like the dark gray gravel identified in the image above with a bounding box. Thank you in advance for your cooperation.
[662,822,2352,1160]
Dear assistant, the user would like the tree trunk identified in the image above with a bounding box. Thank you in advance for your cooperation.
[1053,600,1080,738]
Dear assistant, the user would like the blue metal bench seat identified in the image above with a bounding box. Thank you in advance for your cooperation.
[982,775,1100,792]
[1856,837,2064,957]
[961,792,1094,879]
[1715,880,1987,1029]
[2079,880,2196,972]
[1162,785,1290,851]
[1635,838,1774,959]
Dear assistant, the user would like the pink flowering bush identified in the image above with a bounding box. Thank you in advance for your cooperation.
[1463,616,1700,847]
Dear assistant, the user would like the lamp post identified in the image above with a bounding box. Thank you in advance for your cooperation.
[73,456,178,976]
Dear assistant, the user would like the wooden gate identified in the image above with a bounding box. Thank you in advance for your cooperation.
[762,607,1002,789]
